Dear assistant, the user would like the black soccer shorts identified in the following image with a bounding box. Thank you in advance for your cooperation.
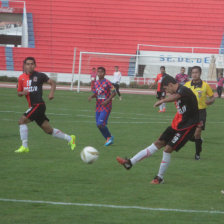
[159,125,197,151]
[156,91,166,99]
[24,103,49,126]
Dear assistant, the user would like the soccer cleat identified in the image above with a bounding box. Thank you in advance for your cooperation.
[116,156,132,170]
[119,96,122,101]
[162,108,166,112]
[104,136,114,146]
[158,110,163,113]
[15,146,29,153]
[68,135,76,151]
[150,176,164,184]
[195,153,200,160]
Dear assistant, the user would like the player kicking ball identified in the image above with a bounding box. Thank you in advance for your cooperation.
[117,75,199,184]
[15,57,76,153]
[88,67,116,146]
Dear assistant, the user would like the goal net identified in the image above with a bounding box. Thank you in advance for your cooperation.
[72,50,224,92]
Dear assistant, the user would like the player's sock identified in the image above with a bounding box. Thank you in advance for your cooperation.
[130,143,158,165]
[99,126,111,139]
[20,124,28,147]
[157,151,171,179]
[52,128,72,142]
[159,104,163,111]
[195,138,202,155]
[162,103,166,110]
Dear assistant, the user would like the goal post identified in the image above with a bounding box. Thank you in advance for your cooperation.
[72,50,224,92]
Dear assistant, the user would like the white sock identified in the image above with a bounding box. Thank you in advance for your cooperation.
[20,124,28,148]
[158,151,171,179]
[52,128,71,142]
[159,104,163,111]
[130,143,158,165]
[162,103,166,110]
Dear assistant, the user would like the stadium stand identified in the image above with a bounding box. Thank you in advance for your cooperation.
[0,0,224,75]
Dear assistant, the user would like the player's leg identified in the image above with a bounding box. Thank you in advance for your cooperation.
[194,126,202,160]
[36,104,76,150]
[116,84,122,100]
[151,126,196,184]
[15,115,31,153]
[116,126,173,169]
[161,93,166,112]
[96,110,113,146]
[40,120,76,150]
[194,109,206,160]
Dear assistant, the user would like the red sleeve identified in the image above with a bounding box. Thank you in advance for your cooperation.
[155,74,159,82]
[17,76,23,92]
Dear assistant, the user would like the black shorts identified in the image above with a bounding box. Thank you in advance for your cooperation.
[156,91,166,99]
[24,103,49,126]
[198,109,206,130]
[159,125,197,151]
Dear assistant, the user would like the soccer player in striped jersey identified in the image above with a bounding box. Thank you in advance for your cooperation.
[185,66,215,160]
[117,75,199,184]
[15,57,76,153]
[88,67,116,146]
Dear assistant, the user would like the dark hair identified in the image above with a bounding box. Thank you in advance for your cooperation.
[23,57,36,65]
[191,66,202,74]
[181,67,185,70]
[97,67,106,74]
[160,66,165,69]
[161,74,177,87]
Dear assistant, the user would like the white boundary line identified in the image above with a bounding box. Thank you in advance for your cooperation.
[0,198,223,214]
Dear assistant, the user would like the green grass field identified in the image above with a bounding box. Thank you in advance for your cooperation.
[0,87,224,224]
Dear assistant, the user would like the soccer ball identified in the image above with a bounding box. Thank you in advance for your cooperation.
[80,146,99,164]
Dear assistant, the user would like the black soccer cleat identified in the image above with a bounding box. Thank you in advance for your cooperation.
[116,156,132,170]
[195,153,200,160]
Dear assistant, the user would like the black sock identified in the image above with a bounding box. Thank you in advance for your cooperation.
[195,139,202,155]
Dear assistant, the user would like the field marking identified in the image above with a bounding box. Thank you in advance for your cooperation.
[0,198,223,215]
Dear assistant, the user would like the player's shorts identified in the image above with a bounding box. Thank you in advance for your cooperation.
[24,103,49,126]
[156,91,166,99]
[96,110,111,126]
[159,125,197,151]
[198,109,207,130]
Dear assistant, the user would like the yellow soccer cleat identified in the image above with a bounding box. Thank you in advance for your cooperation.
[15,146,29,153]
[68,135,76,151]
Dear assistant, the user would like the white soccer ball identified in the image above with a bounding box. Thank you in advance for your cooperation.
[80,146,99,164]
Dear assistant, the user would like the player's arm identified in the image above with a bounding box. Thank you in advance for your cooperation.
[47,78,56,100]
[206,95,215,105]
[101,91,116,106]
[88,93,96,102]
[17,77,28,97]
[205,84,215,105]
[154,93,181,107]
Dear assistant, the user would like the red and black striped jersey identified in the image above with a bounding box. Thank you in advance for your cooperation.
[172,85,199,130]
[17,71,49,107]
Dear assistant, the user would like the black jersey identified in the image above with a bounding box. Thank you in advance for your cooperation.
[17,71,49,107]
[172,85,199,130]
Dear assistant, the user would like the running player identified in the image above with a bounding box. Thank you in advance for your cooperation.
[150,66,167,112]
[15,57,76,153]
[88,67,116,146]
[112,66,122,100]
[185,66,215,160]
[117,75,199,184]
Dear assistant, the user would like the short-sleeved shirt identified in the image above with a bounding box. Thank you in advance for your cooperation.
[17,71,49,107]
[171,85,199,130]
[92,78,115,112]
[155,73,167,92]
[184,80,214,109]
[175,73,189,85]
